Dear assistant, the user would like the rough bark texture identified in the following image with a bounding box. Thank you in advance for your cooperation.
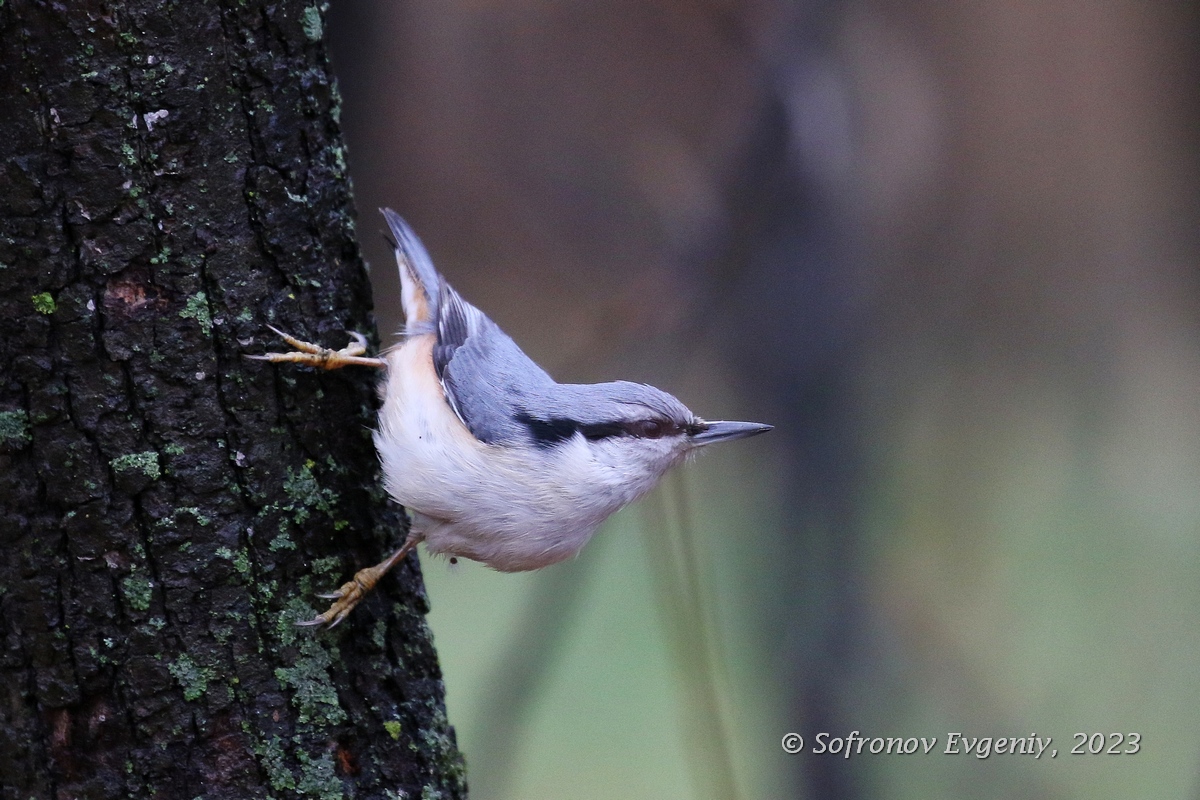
[0,2,467,798]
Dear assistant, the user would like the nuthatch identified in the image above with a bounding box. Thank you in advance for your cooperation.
[253,208,772,627]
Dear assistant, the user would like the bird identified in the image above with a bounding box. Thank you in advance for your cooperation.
[251,208,772,627]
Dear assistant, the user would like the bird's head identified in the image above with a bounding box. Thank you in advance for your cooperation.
[516,381,772,499]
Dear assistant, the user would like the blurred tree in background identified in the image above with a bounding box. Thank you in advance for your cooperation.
[329,1,1200,798]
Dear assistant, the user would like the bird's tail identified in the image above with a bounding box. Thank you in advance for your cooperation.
[381,207,440,333]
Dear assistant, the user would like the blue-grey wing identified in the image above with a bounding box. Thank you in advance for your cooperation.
[435,282,557,444]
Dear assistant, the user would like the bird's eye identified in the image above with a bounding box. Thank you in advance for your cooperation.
[629,419,669,439]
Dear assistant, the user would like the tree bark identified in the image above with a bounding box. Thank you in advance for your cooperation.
[0,2,466,798]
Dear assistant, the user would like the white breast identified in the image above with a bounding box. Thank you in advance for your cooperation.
[373,336,644,571]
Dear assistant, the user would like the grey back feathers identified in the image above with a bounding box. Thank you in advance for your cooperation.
[381,208,699,448]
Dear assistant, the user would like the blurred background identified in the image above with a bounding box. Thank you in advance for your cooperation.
[325,2,1200,797]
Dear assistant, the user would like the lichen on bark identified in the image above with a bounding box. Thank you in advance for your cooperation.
[0,2,466,798]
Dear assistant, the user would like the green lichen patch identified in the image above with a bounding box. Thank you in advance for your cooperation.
[295,749,342,800]
[301,5,323,42]
[176,506,212,526]
[168,653,215,701]
[417,704,466,789]
[259,460,345,546]
[294,555,346,602]
[158,507,213,531]
[111,451,161,480]
[281,460,340,524]
[269,532,297,552]
[383,720,402,741]
[273,632,347,727]
[121,571,153,612]
[310,556,343,579]
[31,292,56,314]
[0,410,31,451]
[256,735,295,792]
[179,291,213,335]
[216,546,252,577]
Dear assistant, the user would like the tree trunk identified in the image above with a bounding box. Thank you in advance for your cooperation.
[0,2,467,798]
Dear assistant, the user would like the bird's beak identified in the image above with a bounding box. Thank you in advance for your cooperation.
[689,420,773,446]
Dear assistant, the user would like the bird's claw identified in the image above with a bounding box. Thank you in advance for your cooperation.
[246,325,386,370]
[296,578,366,629]
[295,537,419,631]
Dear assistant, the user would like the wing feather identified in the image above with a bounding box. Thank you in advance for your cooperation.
[435,282,556,444]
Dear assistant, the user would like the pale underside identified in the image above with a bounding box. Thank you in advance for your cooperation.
[375,333,676,572]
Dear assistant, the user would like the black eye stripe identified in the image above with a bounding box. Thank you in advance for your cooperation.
[514,413,577,447]
[515,412,688,447]
[591,419,683,440]
[578,422,627,441]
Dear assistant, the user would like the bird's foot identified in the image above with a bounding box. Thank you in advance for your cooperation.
[247,324,387,370]
[296,536,420,629]
[296,569,380,629]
